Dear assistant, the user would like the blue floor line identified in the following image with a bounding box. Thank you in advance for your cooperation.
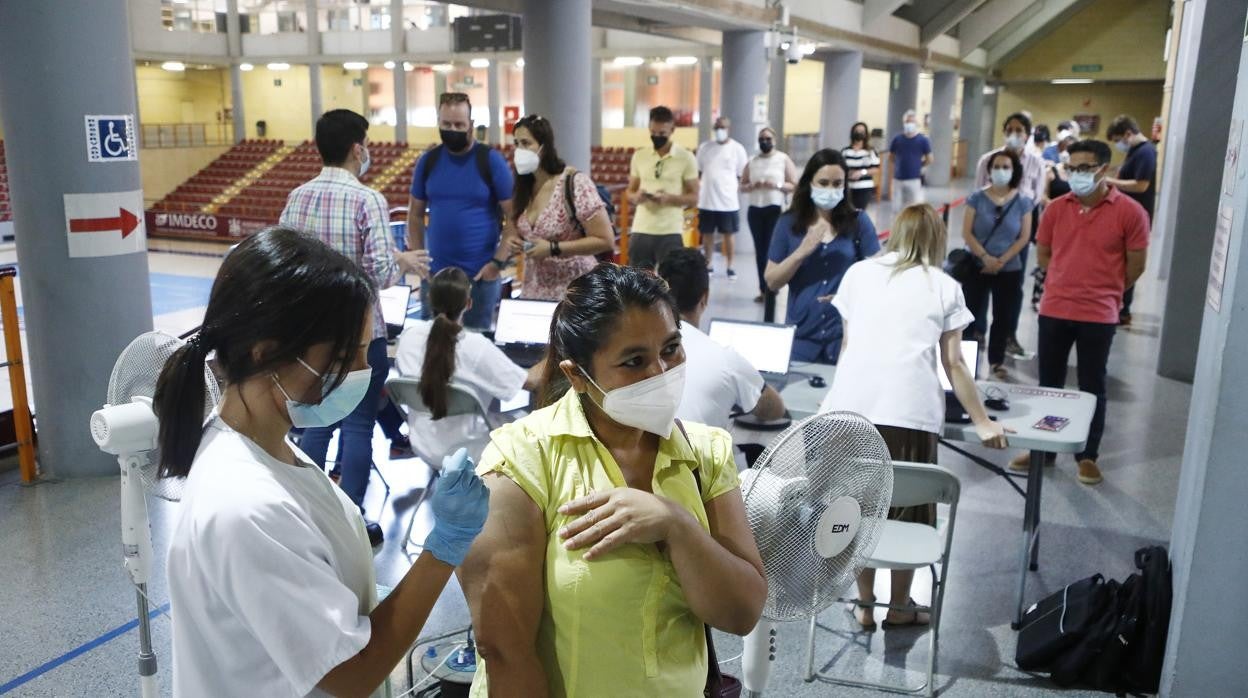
[0,603,170,695]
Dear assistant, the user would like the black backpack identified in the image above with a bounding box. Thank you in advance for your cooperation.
[419,142,494,194]
[1123,546,1172,693]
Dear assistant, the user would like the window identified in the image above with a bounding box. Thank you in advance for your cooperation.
[399,1,474,31]
[319,0,390,32]
[160,0,224,34]
[238,0,308,35]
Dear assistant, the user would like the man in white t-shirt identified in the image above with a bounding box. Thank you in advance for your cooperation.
[658,247,785,430]
[696,116,750,280]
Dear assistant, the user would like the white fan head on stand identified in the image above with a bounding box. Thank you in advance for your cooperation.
[98,331,222,500]
[738,411,893,697]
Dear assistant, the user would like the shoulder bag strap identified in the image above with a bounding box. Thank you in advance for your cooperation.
[564,169,587,238]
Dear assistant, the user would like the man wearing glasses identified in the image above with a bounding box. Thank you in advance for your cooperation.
[407,92,516,330]
[626,105,700,269]
[1009,140,1149,486]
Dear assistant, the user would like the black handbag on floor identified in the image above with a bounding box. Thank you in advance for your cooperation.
[1015,574,1112,670]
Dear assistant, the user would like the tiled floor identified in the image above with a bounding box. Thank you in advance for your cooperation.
[0,181,1187,695]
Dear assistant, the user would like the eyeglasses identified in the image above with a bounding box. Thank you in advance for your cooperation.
[1068,164,1102,174]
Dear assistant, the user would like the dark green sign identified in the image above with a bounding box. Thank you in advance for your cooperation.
[1072,64,1103,73]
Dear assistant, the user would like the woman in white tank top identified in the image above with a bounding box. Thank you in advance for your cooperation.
[741,127,798,307]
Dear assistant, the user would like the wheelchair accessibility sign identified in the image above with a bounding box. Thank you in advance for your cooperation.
[85,114,137,162]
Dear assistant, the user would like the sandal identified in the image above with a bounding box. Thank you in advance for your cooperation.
[844,597,877,630]
[881,598,931,629]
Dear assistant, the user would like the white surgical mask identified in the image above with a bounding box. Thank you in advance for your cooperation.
[274,359,372,429]
[990,168,1013,188]
[903,122,918,135]
[1005,134,1025,151]
[810,186,844,210]
[1114,139,1131,154]
[715,128,729,143]
[514,147,541,175]
[1069,170,1100,197]
[357,145,371,177]
[579,363,687,437]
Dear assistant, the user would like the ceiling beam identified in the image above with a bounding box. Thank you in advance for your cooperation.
[985,0,1092,67]
[863,0,910,29]
[920,0,991,45]
[791,14,988,77]
[957,0,1036,58]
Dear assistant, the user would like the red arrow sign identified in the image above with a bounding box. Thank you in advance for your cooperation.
[69,208,140,238]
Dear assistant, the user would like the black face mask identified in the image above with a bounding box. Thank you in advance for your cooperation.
[440,128,470,152]
[853,131,867,143]
[758,139,774,153]
[650,134,669,150]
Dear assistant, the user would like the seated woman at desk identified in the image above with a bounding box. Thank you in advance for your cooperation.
[395,267,541,462]
[820,204,1009,629]
[764,148,880,364]
[458,263,766,696]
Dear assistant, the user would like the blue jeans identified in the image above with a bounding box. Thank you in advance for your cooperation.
[420,276,502,332]
[299,336,389,508]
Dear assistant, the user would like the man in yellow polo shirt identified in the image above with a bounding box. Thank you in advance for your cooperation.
[626,105,700,269]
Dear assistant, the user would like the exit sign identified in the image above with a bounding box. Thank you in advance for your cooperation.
[1072,64,1103,73]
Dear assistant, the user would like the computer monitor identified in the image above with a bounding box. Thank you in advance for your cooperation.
[378,285,412,335]
[939,340,980,391]
[707,319,796,376]
[495,298,558,346]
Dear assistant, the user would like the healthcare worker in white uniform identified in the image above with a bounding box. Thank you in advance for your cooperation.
[154,227,489,697]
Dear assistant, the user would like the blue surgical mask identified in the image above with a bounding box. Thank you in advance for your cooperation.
[811,186,844,210]
[274,358,372,429]
[1114,139,1131,154]
[1069,171,1100,197]
[1005,134,1025,151]
[990,168,1013,188]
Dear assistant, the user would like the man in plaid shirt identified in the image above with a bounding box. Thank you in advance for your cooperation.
[281,109,427,519]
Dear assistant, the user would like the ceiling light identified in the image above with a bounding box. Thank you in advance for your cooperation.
[779,41,790,50]
[665,56,699,66]
[1051,78,1093,84]
[801,43,817,56]
[384,60,395,69]
[403,62,414,72]
[516,58,525,68]
[239,62,254,71]
[432,63,453,73]
[343,61,369,70]
[161,61,186,72]
[267,62,291,71]
[613,56,645,67]
[470,58,490,69]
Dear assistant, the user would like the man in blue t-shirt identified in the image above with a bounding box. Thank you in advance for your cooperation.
[1105,114,1157,326]
[888,109,932,212]
[407,92,515,331]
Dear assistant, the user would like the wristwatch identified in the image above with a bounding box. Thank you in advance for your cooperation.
[491,257,508,270]
[551,240,562,257]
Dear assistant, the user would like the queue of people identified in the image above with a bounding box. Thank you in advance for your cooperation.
[150,96,1159,695]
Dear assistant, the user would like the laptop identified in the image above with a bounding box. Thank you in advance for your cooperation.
[707,319,797,392]
[494,298,558,367]
[378,284,413,341]
[943,340,981,423]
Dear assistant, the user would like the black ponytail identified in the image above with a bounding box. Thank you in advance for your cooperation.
[420,267,471,419]
[152,227,375,478]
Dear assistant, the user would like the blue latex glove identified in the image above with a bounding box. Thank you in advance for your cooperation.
[423,448,490,566]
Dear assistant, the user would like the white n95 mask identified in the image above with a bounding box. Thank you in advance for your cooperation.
[514,148,541,176]
[274,358,372,429]
[580,363,687,437]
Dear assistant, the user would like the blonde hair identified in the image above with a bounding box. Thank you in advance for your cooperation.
[885,204,947,276]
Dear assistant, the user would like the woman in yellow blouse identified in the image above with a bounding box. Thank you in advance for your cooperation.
[458,264,766,697]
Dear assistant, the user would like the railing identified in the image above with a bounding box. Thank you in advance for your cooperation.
[140,123,235,148]
[0,267,36,483]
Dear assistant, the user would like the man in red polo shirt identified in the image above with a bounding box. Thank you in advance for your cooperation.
[1009,140,1149,485]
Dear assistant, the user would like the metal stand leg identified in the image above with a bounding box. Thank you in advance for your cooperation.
[1012,449,1046,628]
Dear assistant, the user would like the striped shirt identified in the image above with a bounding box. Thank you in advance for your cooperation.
[842,147,881,191]
[281,167,401,339]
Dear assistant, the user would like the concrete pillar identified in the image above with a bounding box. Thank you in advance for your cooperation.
[309,65,323,134]
[980,86,999,160]
[486,59,501,145]
[591,57,603,147]
[697,57,714,146]
[305,0,319,53]
[227,0,245,143]
[819,50,862,151]
[1155,0,1247,383]
[1162,9,1248,693]
[767,52,786,144]
[0,0,154,477]
[722,31,768,150]
[434,72,448,101]
[927,71,957,187]
[391,0,406,143]
[522,0,591,171]
[623,66,637,128]
[886,62,919,141]
[960,75,985,170]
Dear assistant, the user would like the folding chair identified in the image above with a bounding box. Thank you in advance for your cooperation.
[817,460,961,697]
[384,376,497,547]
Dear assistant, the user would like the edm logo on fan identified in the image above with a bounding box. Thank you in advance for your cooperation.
[815,497,862,559]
